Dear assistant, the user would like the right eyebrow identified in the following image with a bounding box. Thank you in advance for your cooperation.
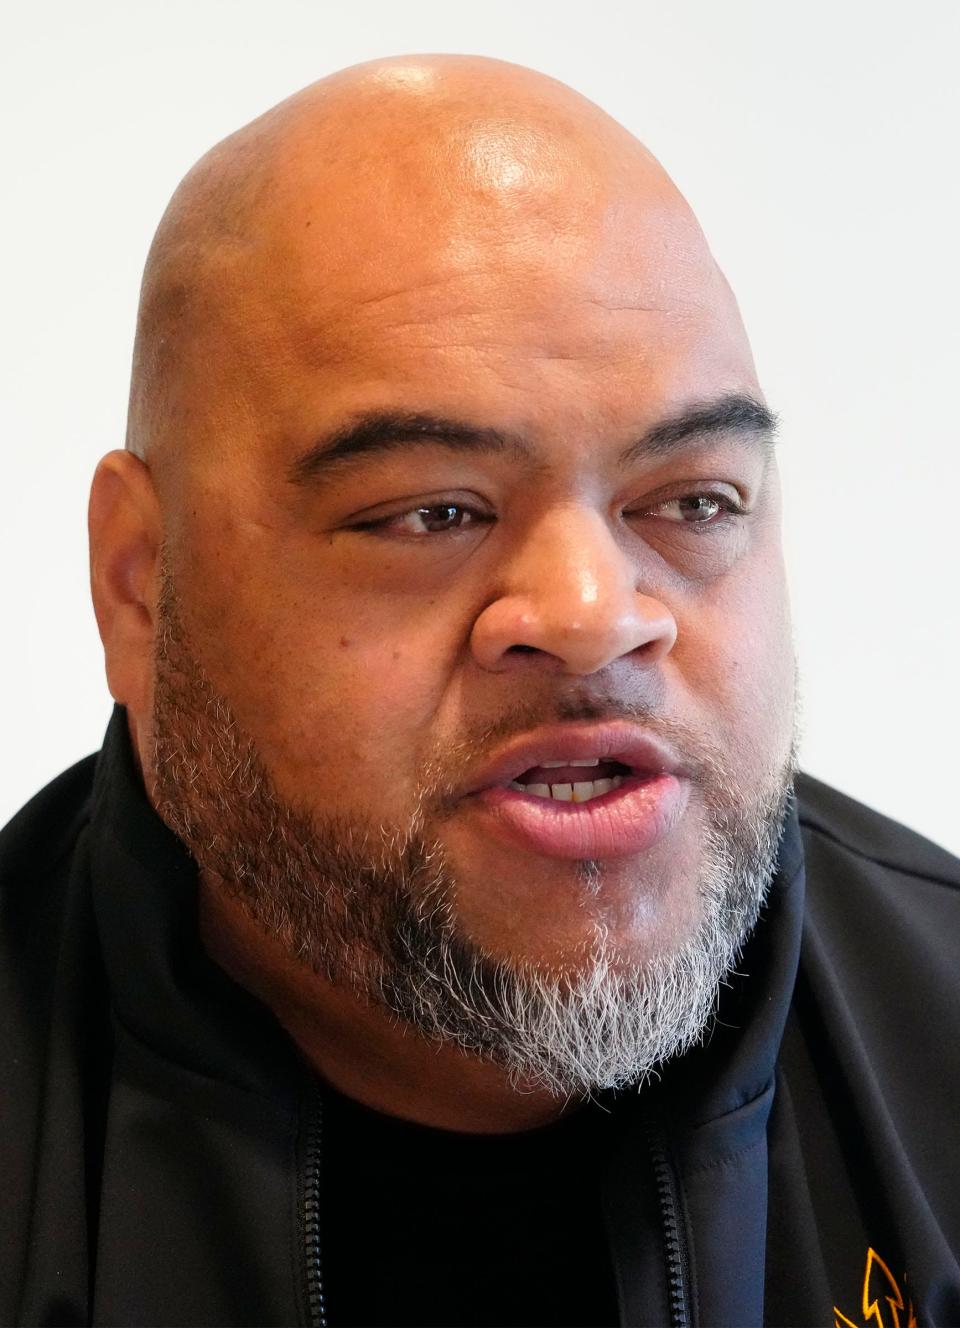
[287,412,531,485]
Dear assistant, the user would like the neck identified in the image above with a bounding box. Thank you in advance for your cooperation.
[197,878,578,1134]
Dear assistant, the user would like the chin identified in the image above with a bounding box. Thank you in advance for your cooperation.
[434,816,707,972]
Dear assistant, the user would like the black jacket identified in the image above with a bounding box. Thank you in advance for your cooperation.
[2,709,959,1327]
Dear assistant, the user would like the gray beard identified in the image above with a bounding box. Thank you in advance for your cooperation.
[151,575,798,1099]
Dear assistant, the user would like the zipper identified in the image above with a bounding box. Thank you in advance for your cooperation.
[647,1114,692,1328]
[301,1088,687,1328]
[303,1089,329,1328]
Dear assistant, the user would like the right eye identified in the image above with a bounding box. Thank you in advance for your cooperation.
[354,502,494,538]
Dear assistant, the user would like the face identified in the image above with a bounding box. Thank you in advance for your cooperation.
[144,136,798,1089]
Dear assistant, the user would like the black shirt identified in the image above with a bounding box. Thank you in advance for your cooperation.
[321,1084,620,1327]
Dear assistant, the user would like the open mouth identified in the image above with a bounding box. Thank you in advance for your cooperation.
[507,757,633,803]
[469,724,689,859]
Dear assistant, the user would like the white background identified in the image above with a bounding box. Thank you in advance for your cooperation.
[3,1,958,853]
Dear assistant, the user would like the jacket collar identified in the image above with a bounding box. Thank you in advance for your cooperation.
[661,791,805,1124]
[89,706,303,1106]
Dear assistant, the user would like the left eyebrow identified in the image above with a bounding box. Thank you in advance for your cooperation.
[620,394,779,463]
[287,393,778,486]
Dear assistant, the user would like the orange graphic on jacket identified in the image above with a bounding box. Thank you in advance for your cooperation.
[834,1247,918,1328]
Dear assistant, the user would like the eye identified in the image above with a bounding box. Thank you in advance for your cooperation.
[355,501,491,537]
[404,504,472,534]
[642,491,745,526]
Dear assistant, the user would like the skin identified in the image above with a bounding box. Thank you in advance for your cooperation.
[88,55,796,1131]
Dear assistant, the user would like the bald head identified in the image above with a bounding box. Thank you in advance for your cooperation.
[93,55,794,1124]
[126,55,739,474]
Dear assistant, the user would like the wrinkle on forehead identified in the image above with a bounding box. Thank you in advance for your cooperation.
[125,54,740,496]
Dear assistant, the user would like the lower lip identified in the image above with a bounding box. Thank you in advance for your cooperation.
[474,773,690,860]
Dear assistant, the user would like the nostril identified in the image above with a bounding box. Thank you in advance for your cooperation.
[507,644,539,654]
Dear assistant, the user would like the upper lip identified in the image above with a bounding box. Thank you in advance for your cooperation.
[463,721,691,793]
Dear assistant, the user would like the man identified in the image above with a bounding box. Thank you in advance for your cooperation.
[1,53,957,1328]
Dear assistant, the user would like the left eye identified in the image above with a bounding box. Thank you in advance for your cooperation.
[649,493,740,524]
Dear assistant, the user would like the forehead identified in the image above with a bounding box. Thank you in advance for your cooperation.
[178,135,758,476]
[265,215,744,400]
[279,159,731,326]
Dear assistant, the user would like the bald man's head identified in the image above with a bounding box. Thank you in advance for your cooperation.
[92,55,794,1112]
[126,54,743,481]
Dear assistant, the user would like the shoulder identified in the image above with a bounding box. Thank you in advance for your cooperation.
[793,770,960,1000]
[794,770,960,891]
[782,779,960,1299]
[0,754,98,907]
[0,755,105,1320]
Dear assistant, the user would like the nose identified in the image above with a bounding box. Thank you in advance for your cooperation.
[470,507,677,675]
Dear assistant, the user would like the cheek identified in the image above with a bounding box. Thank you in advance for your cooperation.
[178,530,463,815]
[674,543,795,776]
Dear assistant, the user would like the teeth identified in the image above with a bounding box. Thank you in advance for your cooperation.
[541,758,601,768]
[510,776,624,802]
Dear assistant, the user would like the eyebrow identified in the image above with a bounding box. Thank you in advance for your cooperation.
[287,392,778,485]
[621,394,778,463]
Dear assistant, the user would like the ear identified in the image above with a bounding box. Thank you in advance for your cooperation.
[88,450,162,722]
